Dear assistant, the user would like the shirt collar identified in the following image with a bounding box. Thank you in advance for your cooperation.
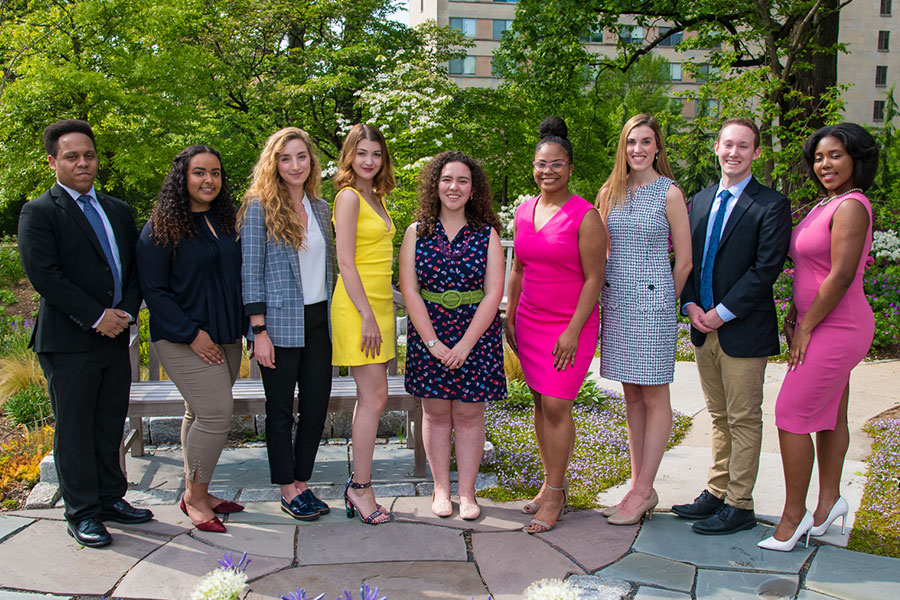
[58,181,97,203]
[716,174,752,202]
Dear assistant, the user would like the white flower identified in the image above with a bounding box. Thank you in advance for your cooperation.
[191,568,248,600]
[522,578,580,600]
[873,230,900,262]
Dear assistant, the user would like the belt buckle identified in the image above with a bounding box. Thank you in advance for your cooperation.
[441,290,462,309]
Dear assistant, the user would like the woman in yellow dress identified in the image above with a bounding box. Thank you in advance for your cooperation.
[332,124,396,525]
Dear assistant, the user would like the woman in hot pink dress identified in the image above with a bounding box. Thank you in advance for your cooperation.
[758,123,876,552]
[506,117,606,534]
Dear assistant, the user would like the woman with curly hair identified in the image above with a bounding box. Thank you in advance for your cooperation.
[399,151,506,520]
[331,124,396,525]
[137,145,245,533]
[238,127,336,522]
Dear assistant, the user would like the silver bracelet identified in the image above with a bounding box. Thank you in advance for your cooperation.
[784,318,796,326]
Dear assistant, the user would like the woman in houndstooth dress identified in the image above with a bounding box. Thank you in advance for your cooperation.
[595,114,692,526]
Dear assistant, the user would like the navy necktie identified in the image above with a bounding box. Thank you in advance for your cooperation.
[700,189,732,311]
[76,195,122,305]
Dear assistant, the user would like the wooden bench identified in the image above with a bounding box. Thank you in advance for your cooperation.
[123,291,425,477]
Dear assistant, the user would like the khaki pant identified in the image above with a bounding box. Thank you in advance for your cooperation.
[694,330,767,510]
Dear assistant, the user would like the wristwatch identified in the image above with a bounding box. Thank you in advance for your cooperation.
[426,338,438,348]
[251,324,267,335]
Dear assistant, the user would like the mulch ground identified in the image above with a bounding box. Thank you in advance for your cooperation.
[3,279,39,321]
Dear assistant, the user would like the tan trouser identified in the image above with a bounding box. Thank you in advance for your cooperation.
[694,330,767,510]
[154,339,242,483]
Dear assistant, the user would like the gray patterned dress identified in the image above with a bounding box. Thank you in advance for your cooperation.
[600,175,677,385]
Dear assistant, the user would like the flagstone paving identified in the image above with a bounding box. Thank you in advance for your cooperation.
[2,360,899,598]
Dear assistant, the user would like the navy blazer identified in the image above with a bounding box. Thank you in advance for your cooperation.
[18,184,141,353]
[681,177,791,357]
[240,197,336,347]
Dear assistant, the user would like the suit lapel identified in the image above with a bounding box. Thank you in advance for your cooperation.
[53,184,107,260]
[718,177,758,247]
[691,186,716,258]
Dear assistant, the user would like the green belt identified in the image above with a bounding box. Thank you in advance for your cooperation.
[420,288,484,309]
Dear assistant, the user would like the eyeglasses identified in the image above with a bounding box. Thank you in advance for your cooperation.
[532,160,569,173]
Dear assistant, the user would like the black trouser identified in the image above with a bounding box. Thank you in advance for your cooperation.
[38,340,130,523]
[260,302,332,485]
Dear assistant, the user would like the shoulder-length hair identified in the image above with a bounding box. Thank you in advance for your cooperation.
[596,114,675,219]
[332,124,396,200]
[415,151,500,238]
[237,127,322,249]
[149,145,235,248]
[803,123,878,193]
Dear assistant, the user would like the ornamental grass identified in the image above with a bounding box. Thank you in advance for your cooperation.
[0,424,53,509]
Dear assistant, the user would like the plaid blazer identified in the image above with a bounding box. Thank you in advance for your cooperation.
[240,197,336,347]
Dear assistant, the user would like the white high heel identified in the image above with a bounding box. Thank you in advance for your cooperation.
[809,497,849,537]
[757,511,814,552]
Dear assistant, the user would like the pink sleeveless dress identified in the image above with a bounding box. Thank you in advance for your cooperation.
[513,195,600,400]
[775,193,874,434]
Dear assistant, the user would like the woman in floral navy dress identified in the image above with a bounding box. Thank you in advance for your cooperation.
[400,151,506,520]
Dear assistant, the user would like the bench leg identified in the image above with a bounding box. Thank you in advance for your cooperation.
[412,397,426,478]
[129,417,145,457]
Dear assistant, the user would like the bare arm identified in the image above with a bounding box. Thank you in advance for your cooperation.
[334,188,382,358]
[443,228,505,369]
[505,225,523,351]
[789,198,870,369]
[399,224,448,361]
[553,209,606,370]
[666,183,693,298]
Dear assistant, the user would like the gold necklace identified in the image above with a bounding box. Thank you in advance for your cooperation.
[818,187,863,207]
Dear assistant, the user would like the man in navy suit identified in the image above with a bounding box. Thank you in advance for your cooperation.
[673,118,791,535]
[18,120,152,547]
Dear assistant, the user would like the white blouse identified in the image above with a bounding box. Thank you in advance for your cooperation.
[298,195,327,305]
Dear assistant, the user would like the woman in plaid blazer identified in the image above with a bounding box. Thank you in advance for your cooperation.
[238,127,336,521]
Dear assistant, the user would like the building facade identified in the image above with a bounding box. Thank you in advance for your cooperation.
[410,0,898,127]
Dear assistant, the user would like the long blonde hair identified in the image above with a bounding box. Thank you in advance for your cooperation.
[332,124,396,200]
[596,114,675,219]
[237,127,322,249]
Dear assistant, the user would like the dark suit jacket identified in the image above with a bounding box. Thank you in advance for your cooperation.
[681,177,791,357]
[18,183,141,353]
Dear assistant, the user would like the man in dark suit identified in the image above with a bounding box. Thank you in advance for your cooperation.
[18,120,152,547]
[672,118,791,535]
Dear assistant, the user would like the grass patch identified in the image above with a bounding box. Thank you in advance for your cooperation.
[848,418,900,558]
[482,385,691,510]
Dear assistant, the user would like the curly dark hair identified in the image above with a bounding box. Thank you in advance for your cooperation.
[148,145,236,248]
[803,123,879,193]
[415,151,500,238]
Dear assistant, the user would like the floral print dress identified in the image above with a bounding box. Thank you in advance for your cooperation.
[404,221,506,402]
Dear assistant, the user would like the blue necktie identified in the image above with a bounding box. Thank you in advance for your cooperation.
[700,189,732,310]
[77,195,122,305]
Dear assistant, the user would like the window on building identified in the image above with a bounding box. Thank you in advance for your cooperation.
[492,19,513,40]
[695,64,718,83]
[581,26,604,43]
[881,0,892,16]
[874,100,886,121]
[657,27,684,47]
[449,56,477,76]
[619,25,644,45]
[668,63,683,81]
[450,17,478,38]
[878,30,890,51]
[876,66,888,87]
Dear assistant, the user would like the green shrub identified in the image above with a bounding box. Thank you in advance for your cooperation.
[503,377,612,410]
[0,239,25,286]
[4,384,52,427]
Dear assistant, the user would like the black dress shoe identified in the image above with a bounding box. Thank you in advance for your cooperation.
[299,489,330,515]
[281,495,320,521]
[692,504,756,535]
[99,499,154,524]
[67,518,112,548]
[671,489,724,520]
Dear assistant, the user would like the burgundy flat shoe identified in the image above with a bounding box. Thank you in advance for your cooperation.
[180,498,227,533]
[211,500,245,514]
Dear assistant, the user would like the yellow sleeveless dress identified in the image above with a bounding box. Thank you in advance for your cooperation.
[331,187,396,365]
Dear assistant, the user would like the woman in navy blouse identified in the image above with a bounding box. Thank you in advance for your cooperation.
[137,145,245,533]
